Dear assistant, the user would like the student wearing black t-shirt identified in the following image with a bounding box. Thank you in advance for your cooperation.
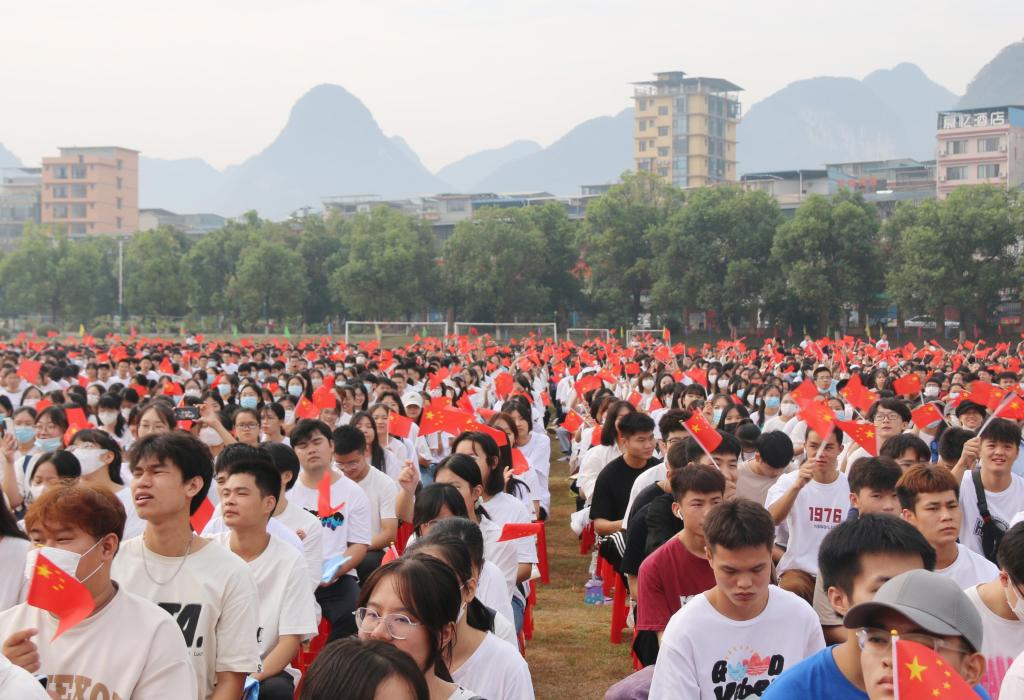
[591,412,659,572]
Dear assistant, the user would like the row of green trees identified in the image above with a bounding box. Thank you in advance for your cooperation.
[0,172,1021,335]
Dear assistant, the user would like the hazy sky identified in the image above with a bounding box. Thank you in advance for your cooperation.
[1,1,1021,172]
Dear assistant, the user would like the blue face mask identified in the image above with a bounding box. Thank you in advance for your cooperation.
[36,437,62,452]
[239,396,259,410]
[14,426,36,443]
[764,396,781,410]
[288,385,303,398]
[834,409,847,421]
[713,408,723,424]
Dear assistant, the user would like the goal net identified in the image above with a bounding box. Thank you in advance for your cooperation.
[453,322,558,343]
[344,321,449,346]
[565,327,611,344]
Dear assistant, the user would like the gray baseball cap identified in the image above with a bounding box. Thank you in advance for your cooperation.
[843,569,983,652]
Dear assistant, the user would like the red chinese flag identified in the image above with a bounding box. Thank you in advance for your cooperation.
[34,398,53,413]
[590,425,603,447]
[910,403,944,430]
[494,373,514,398]
[17,359,41,385]
[682,411,723,454]
[65,407,91,431]
[624,362,641,376]
[161,382,183,397]
[840,374,878,413]
[498,522,542,542]
[627,391,642,407]
[649,396,663,411]
[561,412,583,433]
[894,638,975,700]
[476,422,509,447]
[792,380,821,406]
[313,386,336,410]
[835,419,878,456]
[892,373,922,397]
[684,368,708,388]
[387,412,415,439]
[510,448,530,475]
[574,374,602,397]
[317,471,343,518]
[440,407,476,436]
[457,393,476,414]
[190,496,215,533]
[996,392,1024,420]
[381,543,400,565]
[27,552,95,640]
[799,401,837,442]
[159,357,174,375]
[968,381,1007,411]
[129,384,149,398]
[294,395,319,420]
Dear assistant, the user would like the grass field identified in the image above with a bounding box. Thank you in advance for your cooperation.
[526,444,634,699]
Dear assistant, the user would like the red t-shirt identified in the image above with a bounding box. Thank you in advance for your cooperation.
[636,536,716,632]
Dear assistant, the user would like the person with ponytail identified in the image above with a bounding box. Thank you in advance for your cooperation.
[407,529,535,699]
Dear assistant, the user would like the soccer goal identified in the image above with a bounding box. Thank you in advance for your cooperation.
[565,327,611,344]
[453,322,558,343]
[344,321,449,346]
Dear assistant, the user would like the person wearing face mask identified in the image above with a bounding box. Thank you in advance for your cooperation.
[962,523,1024,697]
[192,400,236,459]
[0,483,197,698]
[85,385,103,411]
[26,449,81,508]
[0,407,40,510]
[95,394,130,447]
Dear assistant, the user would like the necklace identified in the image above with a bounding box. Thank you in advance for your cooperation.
[141,532,193,586]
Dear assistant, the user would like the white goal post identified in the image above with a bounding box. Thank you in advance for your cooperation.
[453,322,558,343]
[344,321,449,345]
[565,327,611,344]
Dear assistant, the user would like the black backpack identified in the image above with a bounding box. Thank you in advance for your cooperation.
[973,468,1007,564]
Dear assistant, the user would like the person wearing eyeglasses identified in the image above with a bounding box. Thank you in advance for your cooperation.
[848,569,989,699]
[354,555,484,700]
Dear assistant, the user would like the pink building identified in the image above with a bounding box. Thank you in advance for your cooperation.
[41,146,139,235]
[936,106,1024,199]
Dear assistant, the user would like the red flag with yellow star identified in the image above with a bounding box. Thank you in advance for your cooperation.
[799,401,837,442]
[27,552,95,640]
[835,419,878,456]
[682,410,723,455]
[894,638,975,699]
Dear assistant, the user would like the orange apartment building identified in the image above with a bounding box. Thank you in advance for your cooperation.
[41,146,138,235]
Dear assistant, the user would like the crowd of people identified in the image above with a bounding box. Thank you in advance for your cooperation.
[1,330,1024,698]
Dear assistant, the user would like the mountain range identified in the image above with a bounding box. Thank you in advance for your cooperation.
[5,41,1022,218]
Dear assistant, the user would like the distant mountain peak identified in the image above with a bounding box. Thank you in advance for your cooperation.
[959,41,1024,108]
[0,143,22,168]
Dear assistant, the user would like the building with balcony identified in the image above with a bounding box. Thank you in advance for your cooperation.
[740,169,832,212]
[935,106,1024,199]
[41,146,139,235]
[0,167,41,246]
[632,71,742,188]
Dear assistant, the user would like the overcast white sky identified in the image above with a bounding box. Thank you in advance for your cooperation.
[1,1,1021,172]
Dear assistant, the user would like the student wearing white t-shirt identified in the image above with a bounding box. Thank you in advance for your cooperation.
[766,425,850,604]
[958,419,1024,558]
[111,432,261,700]
[409,529,534,698]
[261,441,323,591]
[897,464,1000,589]
[649,499,825,699]
[357,554,484,700]
[0,483,196,699]
[288,420,371,641]
[964,523,1024,698]
[0,501,29,610]
[333,426,399,583]
[216,459,318,700]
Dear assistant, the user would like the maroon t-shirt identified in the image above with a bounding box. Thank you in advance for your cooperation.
[636,536,716,632]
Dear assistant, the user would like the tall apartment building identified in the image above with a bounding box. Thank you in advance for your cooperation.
[0,167,41,245]
[935,106,1024,199]
[632,71,742,188]
[41,146,139,235]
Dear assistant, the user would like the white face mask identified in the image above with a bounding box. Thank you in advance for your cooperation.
[98,411,118,426]
[780,402,798,417]
[23,399,39,409]
[283,409,296,424]
[29,483,45,502]
[1005,581,1024,621]
[120,407,132,420]
[199,427,224,446]
[717,378,729,390]
[25,539,104,583]
[87,394,100,407]
[641,379,655,391]
[74,447,108,476]
[185,389,201,399]
[311,378,323,389]
[923,386,940,398]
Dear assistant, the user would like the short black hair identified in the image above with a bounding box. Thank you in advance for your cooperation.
[818,513,936,596]
[938,427,975,464]
[980,418,1022,448]
[704,499,775,553]
[617,411,655,438]
[713,431,742,458]
[332,425,367,457]
[666,440,691,471]
[128,432,213,515]
[806,424,845,447]
[997,522,1024,583]
[214,443,269,475]
[756,431,794,469]
[260,442,300,490]
[880,434,930,462]
[658,409,688,438]
[290,419,333,448]
[224,459,282,506]
[848,456,902,494]
[670,463,726,501]
[868,397,912,423]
